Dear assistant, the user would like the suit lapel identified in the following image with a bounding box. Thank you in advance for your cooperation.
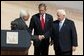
[45,13,48,28]
[59,19,67,32]
[44,13,49,31]
[36,13,42,28]
[56,20,59,32]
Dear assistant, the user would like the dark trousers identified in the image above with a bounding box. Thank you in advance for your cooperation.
[54,45,72,55]
[55,50,72,55]
[34,43,49,55]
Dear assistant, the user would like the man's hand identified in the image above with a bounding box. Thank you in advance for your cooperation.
[41,35,45,39]
[38,35,45,41]
[72,46,77,51]
[38,35,43,41]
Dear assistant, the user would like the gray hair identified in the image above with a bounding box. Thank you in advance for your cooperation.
[20,9,29,17]
[57,9,66,16]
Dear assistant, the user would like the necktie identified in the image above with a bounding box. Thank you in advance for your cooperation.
[40,15,45,30]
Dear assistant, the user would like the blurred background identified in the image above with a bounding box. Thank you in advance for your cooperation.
[1,1,83,55]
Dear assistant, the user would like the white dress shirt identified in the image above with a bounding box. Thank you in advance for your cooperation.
[40,14,45,23]
[59,18,65,31]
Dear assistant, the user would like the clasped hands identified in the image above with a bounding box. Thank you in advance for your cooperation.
[38,35,45,41]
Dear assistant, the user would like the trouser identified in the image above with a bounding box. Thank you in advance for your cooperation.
[34,40,49,55]
[34,45,49,55]
[54,44,72,55]
[55,50,72,55]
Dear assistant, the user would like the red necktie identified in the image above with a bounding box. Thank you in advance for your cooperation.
[40,15,45,30]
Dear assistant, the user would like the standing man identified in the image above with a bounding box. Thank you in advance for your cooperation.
[29,3,53,55]
[11,10,30,55]
[51,9,78,55]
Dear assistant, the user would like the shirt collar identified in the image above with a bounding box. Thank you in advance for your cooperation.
[40,13,45,16]
[60,18,65,23]
[40,14,46,21]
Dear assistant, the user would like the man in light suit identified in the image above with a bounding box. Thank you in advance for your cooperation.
[29,3,53,55]
[51,9,78,55]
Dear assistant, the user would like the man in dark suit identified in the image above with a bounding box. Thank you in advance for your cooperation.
[11,10,30,55]
[11,10,30,31]
[51,9,78,55]
[29,3,53,55]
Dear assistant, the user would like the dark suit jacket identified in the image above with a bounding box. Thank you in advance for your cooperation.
[11,17,30,32]
[29,13,53,46]
[10,17,31,55]
[51,18,78,52]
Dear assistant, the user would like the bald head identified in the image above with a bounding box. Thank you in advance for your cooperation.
[20,9,30,21]
[57,9,66,21]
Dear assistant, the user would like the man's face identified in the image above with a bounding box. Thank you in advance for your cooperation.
[39,6,46,15]
[23,15,29,21]
[57,13,65,21]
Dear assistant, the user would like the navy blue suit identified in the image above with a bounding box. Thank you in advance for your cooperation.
[29,13,53,55]
[51,18,78,55]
